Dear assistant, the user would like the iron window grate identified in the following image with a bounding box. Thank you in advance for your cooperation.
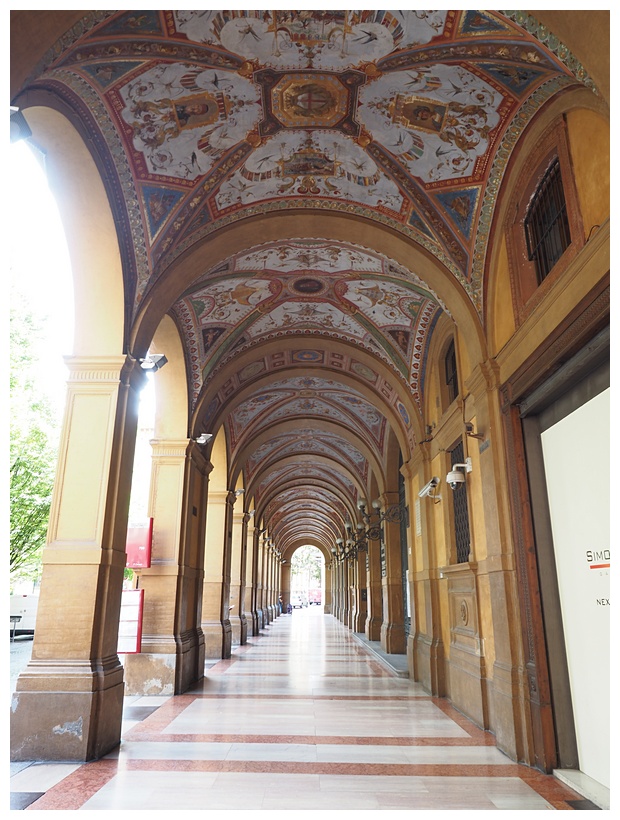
[450,441,471,564]
[524,158,571,284]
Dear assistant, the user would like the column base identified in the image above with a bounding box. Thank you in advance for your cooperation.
[230,614,248,646]
[365,615,382,641]
[202,619,232,659]
[413,633,446,696]
[11,661,124,762]
[381,621,406,654]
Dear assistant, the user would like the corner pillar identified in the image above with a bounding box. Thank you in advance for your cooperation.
[380,491,406,654]
[11,355,144,761]
[123,439,208,695]
[201,489,234,659]
[229,506,248,646]
[365,533,382,640]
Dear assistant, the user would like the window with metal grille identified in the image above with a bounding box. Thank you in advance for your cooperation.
[524,157,571,284]
[445,339,458,404]
[450,441,471,564]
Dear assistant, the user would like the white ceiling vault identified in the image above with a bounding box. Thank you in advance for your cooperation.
[16,10,596,551]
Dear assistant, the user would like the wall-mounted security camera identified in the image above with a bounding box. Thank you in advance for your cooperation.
[446,457,472,490]
[418,477,440,499]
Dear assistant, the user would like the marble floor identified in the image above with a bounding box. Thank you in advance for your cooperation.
[10,609,594,811]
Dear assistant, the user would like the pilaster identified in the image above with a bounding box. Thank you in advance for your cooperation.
[201,489,234,659]
[379,491,406,654]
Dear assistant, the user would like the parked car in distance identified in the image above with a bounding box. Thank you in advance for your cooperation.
[308,588,321,605]
[10,594,39,635]
[291,595,303,608]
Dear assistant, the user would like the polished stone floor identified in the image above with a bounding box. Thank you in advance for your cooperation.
[10,609,590,811]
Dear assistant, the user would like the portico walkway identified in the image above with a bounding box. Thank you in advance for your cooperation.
[10,610,591,810]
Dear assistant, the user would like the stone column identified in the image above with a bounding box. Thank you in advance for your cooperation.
[11,355,144,761]
[467,361,530,759]
[380,491,406,654]
[400,458,420,681]
[351,551,367,632]
[343,558,352,627]
[261,539,270,626]
[123,439,208,695]
[201,489,234,659]
[407,443,446,694]
[229,506,248,646]
[322,559,332,614]
[280,560,291,611]
[243,516,255,636]
[255,535,264,630]
[250,526,261,634]
[365,531,382,641]
[332,559,341,621]
[268,543,276,622]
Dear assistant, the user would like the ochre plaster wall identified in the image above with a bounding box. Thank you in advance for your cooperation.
[566,109,610,235]
[490,238,515,356]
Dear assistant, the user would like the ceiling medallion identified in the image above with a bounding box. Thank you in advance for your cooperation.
[290,277,327,295]
[256,68,364,138]
[272,74,348,128]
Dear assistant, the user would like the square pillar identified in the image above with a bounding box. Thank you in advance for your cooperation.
[11,356,144,761]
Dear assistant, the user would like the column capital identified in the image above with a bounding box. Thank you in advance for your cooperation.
[149,439,190,458]
[208,489,236,506]
[64,354,129,383]
[464,359,501,401]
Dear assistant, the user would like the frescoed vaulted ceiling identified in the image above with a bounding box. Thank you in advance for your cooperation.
[172,239,444,410]
[31,9,593,313]
[13,10,599,556]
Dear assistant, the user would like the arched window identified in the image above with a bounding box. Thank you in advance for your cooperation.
[505,118,584,325]
[524,157,571,285]
[444,339,458,406]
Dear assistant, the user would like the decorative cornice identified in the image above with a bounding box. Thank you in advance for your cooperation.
[64,355,128,383]
[149,439,191,458]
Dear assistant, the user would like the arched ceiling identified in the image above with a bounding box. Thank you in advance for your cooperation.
[12,9,599,558]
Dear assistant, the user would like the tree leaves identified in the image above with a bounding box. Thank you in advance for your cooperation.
[9,288,60,583]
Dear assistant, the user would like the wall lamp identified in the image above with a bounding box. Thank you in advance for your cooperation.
[195,433,213,445]
[139,353,168,371]
[359,498,407,529]
[446,457,472,491]
[235,488,245,497]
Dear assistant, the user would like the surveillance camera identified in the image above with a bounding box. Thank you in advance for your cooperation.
[418,477,440,498]
[446,469,466,490]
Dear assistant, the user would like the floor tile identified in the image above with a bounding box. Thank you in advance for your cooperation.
[10,610,589,811]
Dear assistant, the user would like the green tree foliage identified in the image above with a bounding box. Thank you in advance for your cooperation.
[10,287,60,583]
[290,544,322,585]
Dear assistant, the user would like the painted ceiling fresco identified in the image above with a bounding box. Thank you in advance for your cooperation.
[38,10,593,312]
[22,10,596,552]
[255,464,357,509]
[173,238,443,412]
[227,375,387,455]
[244,428,369,486]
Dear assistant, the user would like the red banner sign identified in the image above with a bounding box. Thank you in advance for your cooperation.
[125,519,153,568]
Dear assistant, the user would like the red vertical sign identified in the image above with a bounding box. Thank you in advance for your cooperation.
[126,519,153,568]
